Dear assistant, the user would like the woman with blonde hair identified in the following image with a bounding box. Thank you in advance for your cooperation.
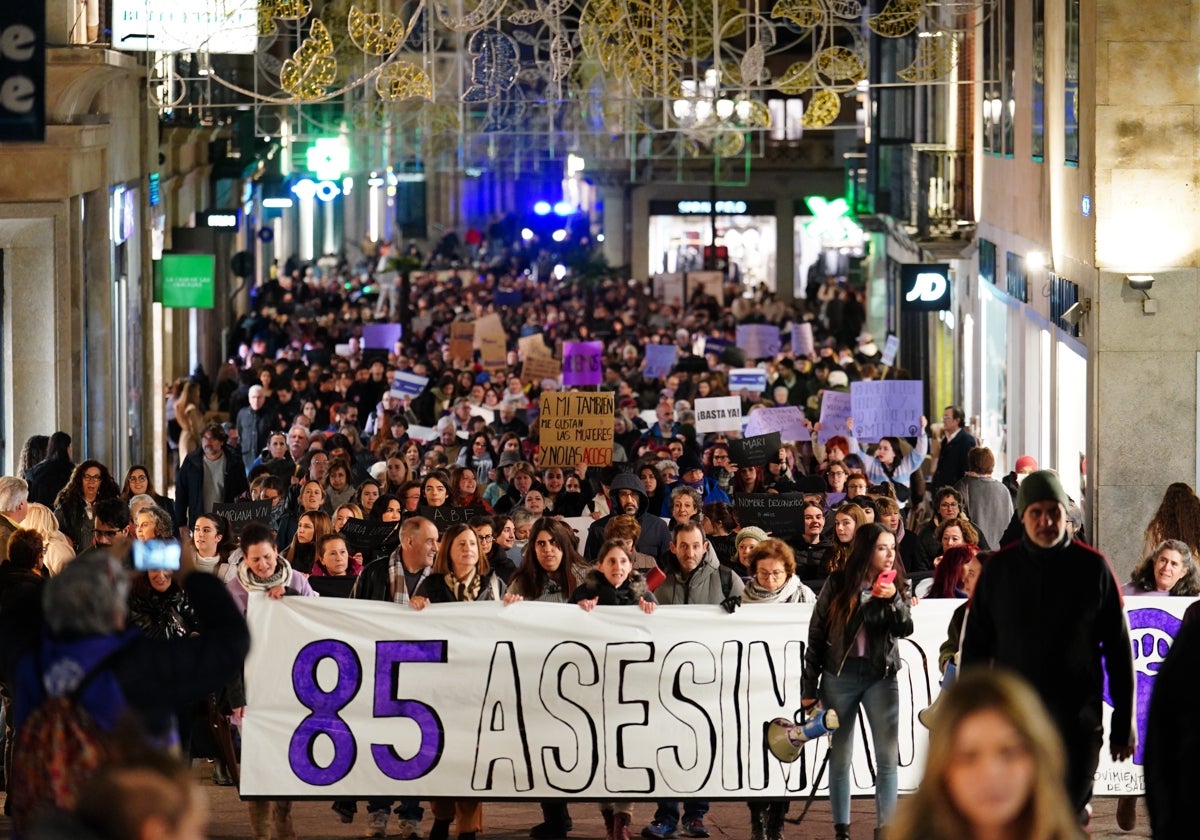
[23,502,74,575]
[175,380,206,463]
[890,669,1082,840]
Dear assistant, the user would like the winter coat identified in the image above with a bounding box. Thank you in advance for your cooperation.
[655,548,744,606]
[174,444,251,529]
[569,568,657,607]
[416,570,507,603]
[954,474,1014,549]
[585,472,672,562]
[801,572,914,699]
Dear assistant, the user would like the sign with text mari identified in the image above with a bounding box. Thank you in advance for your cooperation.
[537,391,614,469]
[161,254,215,308]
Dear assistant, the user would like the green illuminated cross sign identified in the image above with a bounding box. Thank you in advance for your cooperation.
[306,138,351,181]
[804,195,862,244]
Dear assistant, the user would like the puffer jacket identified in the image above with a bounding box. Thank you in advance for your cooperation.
[655,547,744,606]
[801,571,914,698]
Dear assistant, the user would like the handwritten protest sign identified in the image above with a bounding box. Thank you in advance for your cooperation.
[694,396,743,433]
[419,505,488,533]
[643,344,677,380]
[736,324,782,360]
[476,314,508,373]
[563,341,603,387]
[537,391,614,468]
[817,390,852,443]
[729,432,781,467]
[334,342,353,357]
[407,425,438,442]
[791,322,815,358]
[390,371,429,399]
[653,273,684,306]
[211,500,272,534]
[518,333,552,358]
[881,335,900,367]
[361,323,402,350]
[449,322,475,361]
[733,493,807,536]
[744,406,808,442]
[729,368,768,393]
[339,519,398,558]
[521,354,562,385]
[850,380,924,442]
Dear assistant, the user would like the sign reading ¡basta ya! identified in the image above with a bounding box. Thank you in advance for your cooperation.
[537,391,614,468]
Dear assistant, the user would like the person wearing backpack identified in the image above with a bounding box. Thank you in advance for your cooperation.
[8,549,249,836]
[640,517,744,840]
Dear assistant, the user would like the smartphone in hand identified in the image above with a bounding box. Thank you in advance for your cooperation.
[876,568,897,587]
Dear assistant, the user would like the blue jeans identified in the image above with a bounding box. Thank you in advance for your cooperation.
[652,800,709,828]
[820,658,899,827]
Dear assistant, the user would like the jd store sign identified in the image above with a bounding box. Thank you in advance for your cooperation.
[900,263,952,311]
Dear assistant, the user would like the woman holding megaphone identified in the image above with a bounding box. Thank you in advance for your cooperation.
[801,523,914,840]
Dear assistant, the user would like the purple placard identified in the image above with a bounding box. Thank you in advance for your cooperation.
[563,341,603,387]
[736,324,782,359]
[791,322,815,358]
[818,390,853,443]
[743,405,808,441]
[643,344,677,379]
[362,323,402,350]
[849,380,925,442]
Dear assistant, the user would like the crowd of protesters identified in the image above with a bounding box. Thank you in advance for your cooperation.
[0,227,1192,840]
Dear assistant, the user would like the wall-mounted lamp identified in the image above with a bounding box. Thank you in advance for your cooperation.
[1062,298,1091,327]
[1026,250,1048,271]
[1124,274,1156,314]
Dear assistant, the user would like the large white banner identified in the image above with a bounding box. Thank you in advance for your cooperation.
[240,596,1176,798]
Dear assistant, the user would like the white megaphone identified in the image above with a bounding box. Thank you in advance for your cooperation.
[766,709,840,763]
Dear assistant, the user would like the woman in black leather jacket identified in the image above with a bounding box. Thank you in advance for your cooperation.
[801,522,913,840]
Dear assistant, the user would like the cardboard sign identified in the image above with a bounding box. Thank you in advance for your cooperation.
[563,341,604,387]
[337,519,398,557]
[880,335,901,367]
[791,322,815,359]
[211,500,273,535]
[537,391,614,469]
[732,493,807,536]
[743,406,808,442]
[817,390,852,443]
[391,371,429,398]
[475,314,507,373]
[419,505,488,533]
[362,323,402,350]
[687,270,725,305]
[736,324,782,360]
[518,333,552,358]
[643,344,677,380]
[694,396,743,433]
[728,368,768,393]
[653,273,684,306]
[849,380,924,442]
[521,354,562,385]
[728,432,781,467]
[449,322,475,361]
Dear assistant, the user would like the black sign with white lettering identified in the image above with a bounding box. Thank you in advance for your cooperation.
[211,500,273,535]
[0,0,45,142]
[340,518,399,556]
[900,263,952,311]
[419,505,488,533]
[733,493,807,536]
[728,432,781,467]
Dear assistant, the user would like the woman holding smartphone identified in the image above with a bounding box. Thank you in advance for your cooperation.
[801,523,914,840]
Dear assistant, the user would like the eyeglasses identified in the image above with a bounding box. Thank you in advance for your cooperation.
[82,473,102,481]
[758,570,788,580]
[477,534,494,543]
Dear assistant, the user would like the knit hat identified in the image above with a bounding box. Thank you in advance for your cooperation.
[1014,455,1038,473]
[677,451,704,475]
[498,449,522,468]
[1016,470,1071,517]
[735,526,769,548]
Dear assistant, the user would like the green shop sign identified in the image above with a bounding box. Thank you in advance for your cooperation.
[159,254,215,308]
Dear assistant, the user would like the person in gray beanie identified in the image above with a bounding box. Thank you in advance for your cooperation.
[961,469,1134,826]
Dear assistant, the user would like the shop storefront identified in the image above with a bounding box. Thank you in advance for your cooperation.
[647,199,777,291]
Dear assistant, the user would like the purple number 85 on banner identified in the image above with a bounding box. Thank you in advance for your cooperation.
[288,639,448,786]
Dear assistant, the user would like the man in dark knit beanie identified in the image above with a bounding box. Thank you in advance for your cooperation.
[961,470,1134,826]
